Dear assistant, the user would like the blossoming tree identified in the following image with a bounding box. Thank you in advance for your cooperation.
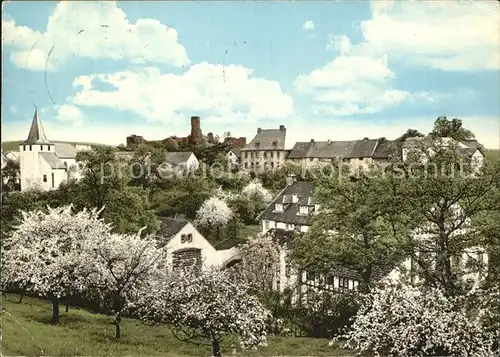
[241,179,273,204]
[91,229,169,338]
[232,233,281,292]
[133,268,270,357]
[337,285,496,357]
[194,196,233,230]
[2,205,112,325]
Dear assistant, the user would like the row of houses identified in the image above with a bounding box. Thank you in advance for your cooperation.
[5,112,485,192]
[233,124,485,172]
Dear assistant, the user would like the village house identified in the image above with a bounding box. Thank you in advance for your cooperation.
[18,110,90,191]
[164,151,199,172]
[257,175,489,299]
[226,147,241,170]
[155,216,239,271]
[286,137,399,171]
[401,136,484,170]
[240,125,287,172]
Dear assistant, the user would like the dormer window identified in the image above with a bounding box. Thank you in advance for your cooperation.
[255,141,260,149]
[272,141,277,147]
[299,205,309,215]
[275,203,284,212]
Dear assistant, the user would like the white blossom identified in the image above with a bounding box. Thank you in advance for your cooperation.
[132,268,270,351]
[337,285,496,357]
[90,229,169,313]
[2,205,112,300]
[231,234,281,292]
[194,196,233,229]
[241,180,272,203]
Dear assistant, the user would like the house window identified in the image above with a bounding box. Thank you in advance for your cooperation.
[271,152,274,158]
[40,145,43,151]
[48,145,50,151]
[326,275,334,286]
[23,145,26,151]
[245,163,248,169]
[359,157,364,161]
[339,277,349,289]
[264,152,267,159]
[271,162,274,168]
[181,233,193,243]
[275,203,284,212]
[264,220,270,231]
[51,173,55,188]
[245,152,248,159]
[299,205,308,215]
[172,248,202,271]
[29,145,32,151]
[43,175,47,183]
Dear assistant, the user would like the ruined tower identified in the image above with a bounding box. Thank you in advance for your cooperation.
[188,116,203,145]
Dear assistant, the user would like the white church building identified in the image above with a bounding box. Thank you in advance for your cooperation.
[19,110,90,191]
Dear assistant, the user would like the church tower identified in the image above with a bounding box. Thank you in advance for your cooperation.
[19,109,54,190]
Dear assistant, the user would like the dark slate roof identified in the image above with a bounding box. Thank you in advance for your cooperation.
[165,151,194,165]
[287,138,379,159]
[230,148,241,157]
[372,139,400,160]
[350,139,378,158]
[24,110,51,145]
[258,180,316,225]
[156,217,189,240]
[242,127,286,151]
[40,152,65,169]
[461,139,480,149]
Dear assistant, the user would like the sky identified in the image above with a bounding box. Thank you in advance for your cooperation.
[2,0,500,149]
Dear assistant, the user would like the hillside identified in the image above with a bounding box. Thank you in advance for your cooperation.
[485,149,500,163]
[1,140,106,152]
[1,293,348,357]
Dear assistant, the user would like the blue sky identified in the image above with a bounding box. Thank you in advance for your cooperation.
[2,1,499,149]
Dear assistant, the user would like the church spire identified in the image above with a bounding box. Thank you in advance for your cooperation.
[24,108,51,144]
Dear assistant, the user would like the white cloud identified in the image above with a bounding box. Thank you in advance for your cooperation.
[71,62,294,124]
[294,0,497,116]
[1,1,189,71]
[294,45,432,116]
[55,104,84,126]
[361,0,500,71]
[302,20,314,30]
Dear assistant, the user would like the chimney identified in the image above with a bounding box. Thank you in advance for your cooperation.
[363,137,369,141]
[327,139,331,144]
[310,139,314,143]
[257,128,262,134]
[286,174,297,186]
[279,125,286,131]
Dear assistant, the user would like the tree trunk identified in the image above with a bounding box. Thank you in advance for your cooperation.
[65,295,71,312]
[18,291,24,303]
[52,297,60,325]
[114,295,123,339]
[211,334,222,357]
[114,312,121,339]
